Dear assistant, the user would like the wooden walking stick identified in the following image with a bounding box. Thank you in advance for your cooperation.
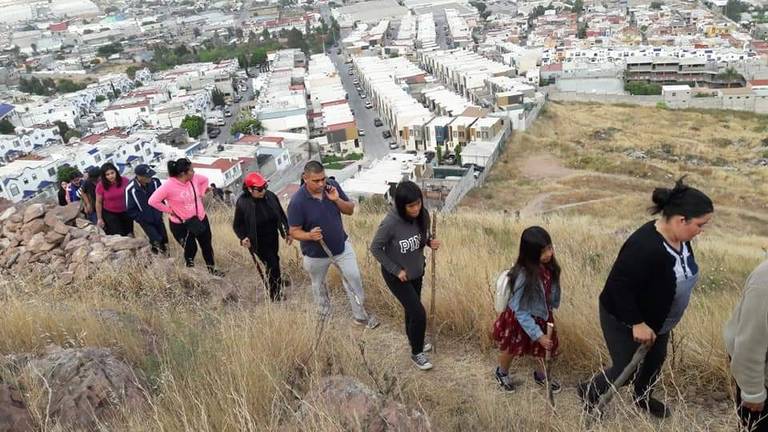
[543,322,556,410]
[591,343,651,418]
[429,210,438,353]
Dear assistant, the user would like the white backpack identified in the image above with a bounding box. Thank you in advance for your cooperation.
[494,270,513,313]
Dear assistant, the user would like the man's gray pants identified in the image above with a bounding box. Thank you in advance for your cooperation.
[303,240,368,321]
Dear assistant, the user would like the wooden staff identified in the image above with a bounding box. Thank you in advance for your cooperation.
[429,210,438,353]
[544,322,556,409]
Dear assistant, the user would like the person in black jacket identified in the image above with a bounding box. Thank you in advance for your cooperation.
[578,177,713,419]
[233,172,291,301]
[125,164,168,254]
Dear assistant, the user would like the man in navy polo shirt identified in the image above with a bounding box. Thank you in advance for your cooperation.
[288,161,380,329]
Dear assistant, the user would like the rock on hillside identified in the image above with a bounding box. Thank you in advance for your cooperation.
[2,346,146,430]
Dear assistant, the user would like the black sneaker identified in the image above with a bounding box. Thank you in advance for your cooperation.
[411,352,433,371]
[635,396,672,419]
[534,370,562,394]
[207,267,225,277]
[494,367,517,393]
[577,382,598,414]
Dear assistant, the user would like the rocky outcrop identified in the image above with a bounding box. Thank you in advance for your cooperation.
[3,346,146,430]
[301,376,432,432]
[0,384,34,432]
[0,203,151,282]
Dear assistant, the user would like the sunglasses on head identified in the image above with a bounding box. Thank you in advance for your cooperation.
[250,185,267,192]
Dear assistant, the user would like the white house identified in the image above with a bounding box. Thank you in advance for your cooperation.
[190,157,244,189]
[103,99,150,129]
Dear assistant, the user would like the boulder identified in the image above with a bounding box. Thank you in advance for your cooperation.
[74,218,91,229]
[53,221,70,236]
[0,238,10,251]
[64,238,89,253]
[0,207,17,223]
[68,227,89,239]
[301,376,431,432]
[21,218,46,236]
[44,230,65,245]
[22,204,45,224]
[44,203,80,227]
[70,246,90,264]
[0,384,34,432]
[103,235,148,251]
[6,346,146,430]
[8,213,22,224]
[88,249,112,263]
[27,233,57,253]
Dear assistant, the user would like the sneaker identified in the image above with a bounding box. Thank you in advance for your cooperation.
[494,367,517,393]
[207,267,225,277]
[635,396,672,419]
[423,343,433,353]
[411,352,433,370]
[533,370,562,394]
[353,315,380,329]
[577,382,601,418]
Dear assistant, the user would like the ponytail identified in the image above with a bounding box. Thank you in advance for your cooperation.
[168,158,192,178]
[649,176,713,219]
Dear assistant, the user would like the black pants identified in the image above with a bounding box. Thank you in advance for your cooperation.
[382,268,425,355]
[582,304,670,401]
[103,209,134,236]
[169,217,215,269]
[736,384,768,431]
[254,249,282,301]
[139,221,169,254]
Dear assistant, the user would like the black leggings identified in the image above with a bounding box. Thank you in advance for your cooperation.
[582,304,670,402]
[169,217,215,268]
[255,249,282,301]
[102,209,134,236]
[382,268,425,355]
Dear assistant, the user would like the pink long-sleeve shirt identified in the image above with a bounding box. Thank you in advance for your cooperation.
[148,174,209,224]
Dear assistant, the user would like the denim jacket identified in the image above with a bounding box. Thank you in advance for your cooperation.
[507,270,561,341]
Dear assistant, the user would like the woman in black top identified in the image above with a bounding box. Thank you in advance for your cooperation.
[578,177,713,419]
[233,172,290,302]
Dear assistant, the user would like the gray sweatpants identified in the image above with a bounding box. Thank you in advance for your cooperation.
[303,240,368,321]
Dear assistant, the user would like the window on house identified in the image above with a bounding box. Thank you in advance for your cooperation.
[10,185,18,196]
[145,148,151,155]
[31,174,37,181]
[22,179,28,185]
[48,168,55,176]
[94,155,102,162]
[134,144,140,152]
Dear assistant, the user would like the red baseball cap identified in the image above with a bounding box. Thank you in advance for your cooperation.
[244,172,267,188]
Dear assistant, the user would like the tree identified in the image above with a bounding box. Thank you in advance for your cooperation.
[95,95,106,103]
[126,65,139,79]
[252,48,268,70]
[261,28,271,41]
[725,0,749,22]
[231,117,263,135]
[650,1,663,9]
[97,42,123,57]
[54,121,70,141]
[573,0,584,13]
[454,144,462,166]
[56,79,86,94]
[287,28,309,53]
[64,130,81,143]
[180,115,205,138]
[470,1,487,13]
[0,119,15,135]
[235,28,244,39]
[435,145,443,164]
[193,27,202,38]
[577,22,589,39]
[211,88,226,107]
[248,30,258,42]
[56,165,81,183]
[718,67,743,88]
[238,54,249,73]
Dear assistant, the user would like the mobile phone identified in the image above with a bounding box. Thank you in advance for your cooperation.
[325,184,333,192]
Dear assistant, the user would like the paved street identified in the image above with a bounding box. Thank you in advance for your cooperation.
[201,78,254,147]
[433,11,450,50]
[328,48,392,160]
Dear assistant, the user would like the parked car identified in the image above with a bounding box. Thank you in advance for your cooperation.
[353,79,359,85]
[374,118,383,127]
[360,93,367,99]
[355,86,362,92]
[233,95,242,103]
[389,142,399,150]
[358,129,366,136]
[207,128,221,139]
[382,130,392,139]
[443,153,456,165]
[348,70,354,75]
[224,109,232,117]
[337,48,341,54]
[365,101,373,109]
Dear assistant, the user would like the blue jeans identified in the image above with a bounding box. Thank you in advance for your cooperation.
[139,221,169,254]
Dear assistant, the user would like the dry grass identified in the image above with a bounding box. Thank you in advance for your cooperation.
[1,102,766,430]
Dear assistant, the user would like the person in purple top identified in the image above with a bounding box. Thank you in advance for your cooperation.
[287,161,379,329]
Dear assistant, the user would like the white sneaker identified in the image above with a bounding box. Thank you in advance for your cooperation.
[423,343,433,353]
[411,352,433,370]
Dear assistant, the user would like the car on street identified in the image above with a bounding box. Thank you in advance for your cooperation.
[348,70,354,75]
[443,153,456,165]
[389,142,399,150]
[365,101,373,109]
[360,93,367,99]
[358,129,366,136]
[224,109,232,117]
[233,95,242,103]
[337,48,341,54]
[382,130,392,139]
[355,86,362,92]
[353,79,359,85]
[374,118,383,127]
[207,128,221,139]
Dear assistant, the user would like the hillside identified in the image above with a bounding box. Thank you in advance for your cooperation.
[1,102,766,431]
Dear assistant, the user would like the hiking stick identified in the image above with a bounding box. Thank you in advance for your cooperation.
[317,238,364,312]
[247,250,272,301]
[544,322,556,410]
[594,343,651,414]
[429,210,438,353]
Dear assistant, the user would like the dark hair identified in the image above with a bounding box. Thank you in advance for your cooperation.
[99,163,121,190]
[68,171,82,182]
[303,160,324,175]
[168,158,193,178]
[393,181,429,237]
[510,226,561,306]
[649,176,713,219]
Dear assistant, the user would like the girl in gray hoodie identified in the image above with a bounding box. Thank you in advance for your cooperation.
[370,181,441,371]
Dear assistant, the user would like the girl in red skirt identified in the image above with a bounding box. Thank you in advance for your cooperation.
[492,226,561,393]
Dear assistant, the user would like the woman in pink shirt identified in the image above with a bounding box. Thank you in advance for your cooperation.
[95,162,134,236]
[148,158,221,275]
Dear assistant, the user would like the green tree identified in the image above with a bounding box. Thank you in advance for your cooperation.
[54,120,70,140]
[231,117,263,135]
[126,65,139,79]
[577,22,588,39]
[180,115,205,138]
[435,145,443,164]
[718,67,743,88]
[0,119,15,135]
[211,88,226,107]
[238,53,249,73]
[95,95,106,103]
[56,79,86,93]
[261,28,271,40]
[650,1,663,9]
[56,165,81,183]
[454,144,462,166]
[573,0,584,13]
[64,130,81,142]
[470,1,487,12]
[725,0,749,22]
[287,28,309,53]
[97,42,123,57]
